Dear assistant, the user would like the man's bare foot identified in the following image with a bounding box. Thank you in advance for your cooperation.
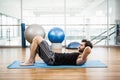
[20,61,35,66]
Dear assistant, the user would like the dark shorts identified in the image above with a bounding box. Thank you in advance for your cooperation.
[36,40,55,65]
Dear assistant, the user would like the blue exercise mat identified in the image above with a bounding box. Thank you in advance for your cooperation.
[7,60,107,69]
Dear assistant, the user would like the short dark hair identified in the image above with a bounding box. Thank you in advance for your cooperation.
[82,39,93,48]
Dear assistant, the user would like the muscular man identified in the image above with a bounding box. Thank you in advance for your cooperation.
[21,36,93,66]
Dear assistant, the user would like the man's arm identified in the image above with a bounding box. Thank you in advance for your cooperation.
[76,46,91,65]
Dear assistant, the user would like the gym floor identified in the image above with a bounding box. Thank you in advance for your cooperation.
[0,46,120,80]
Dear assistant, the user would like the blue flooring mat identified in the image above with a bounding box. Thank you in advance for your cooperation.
[7,60,107,69]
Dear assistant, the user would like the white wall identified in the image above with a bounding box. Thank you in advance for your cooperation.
[0,0,21,19]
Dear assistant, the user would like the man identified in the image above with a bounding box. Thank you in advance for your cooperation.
[21,36,93,66]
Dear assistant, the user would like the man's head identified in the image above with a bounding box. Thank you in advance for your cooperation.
[79,39,93,53]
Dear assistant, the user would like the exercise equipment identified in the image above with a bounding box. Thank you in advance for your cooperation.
[48,27,65,52]
[7,60,107,69]
[48,27,65,43]
[24,24,45,43]
[66,42,80,49]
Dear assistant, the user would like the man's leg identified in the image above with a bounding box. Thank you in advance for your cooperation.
[20,36,44,66]
[37,39,55,65]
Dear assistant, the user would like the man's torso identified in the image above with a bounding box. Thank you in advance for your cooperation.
[54,52,80,65]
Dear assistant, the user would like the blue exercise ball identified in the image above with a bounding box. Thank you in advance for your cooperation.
[66,42,80,49]
[48,27,65,43]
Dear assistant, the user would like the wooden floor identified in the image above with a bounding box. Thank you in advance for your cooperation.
[0,46,120,80]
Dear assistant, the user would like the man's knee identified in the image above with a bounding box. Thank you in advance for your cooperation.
[32,36,44,44]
